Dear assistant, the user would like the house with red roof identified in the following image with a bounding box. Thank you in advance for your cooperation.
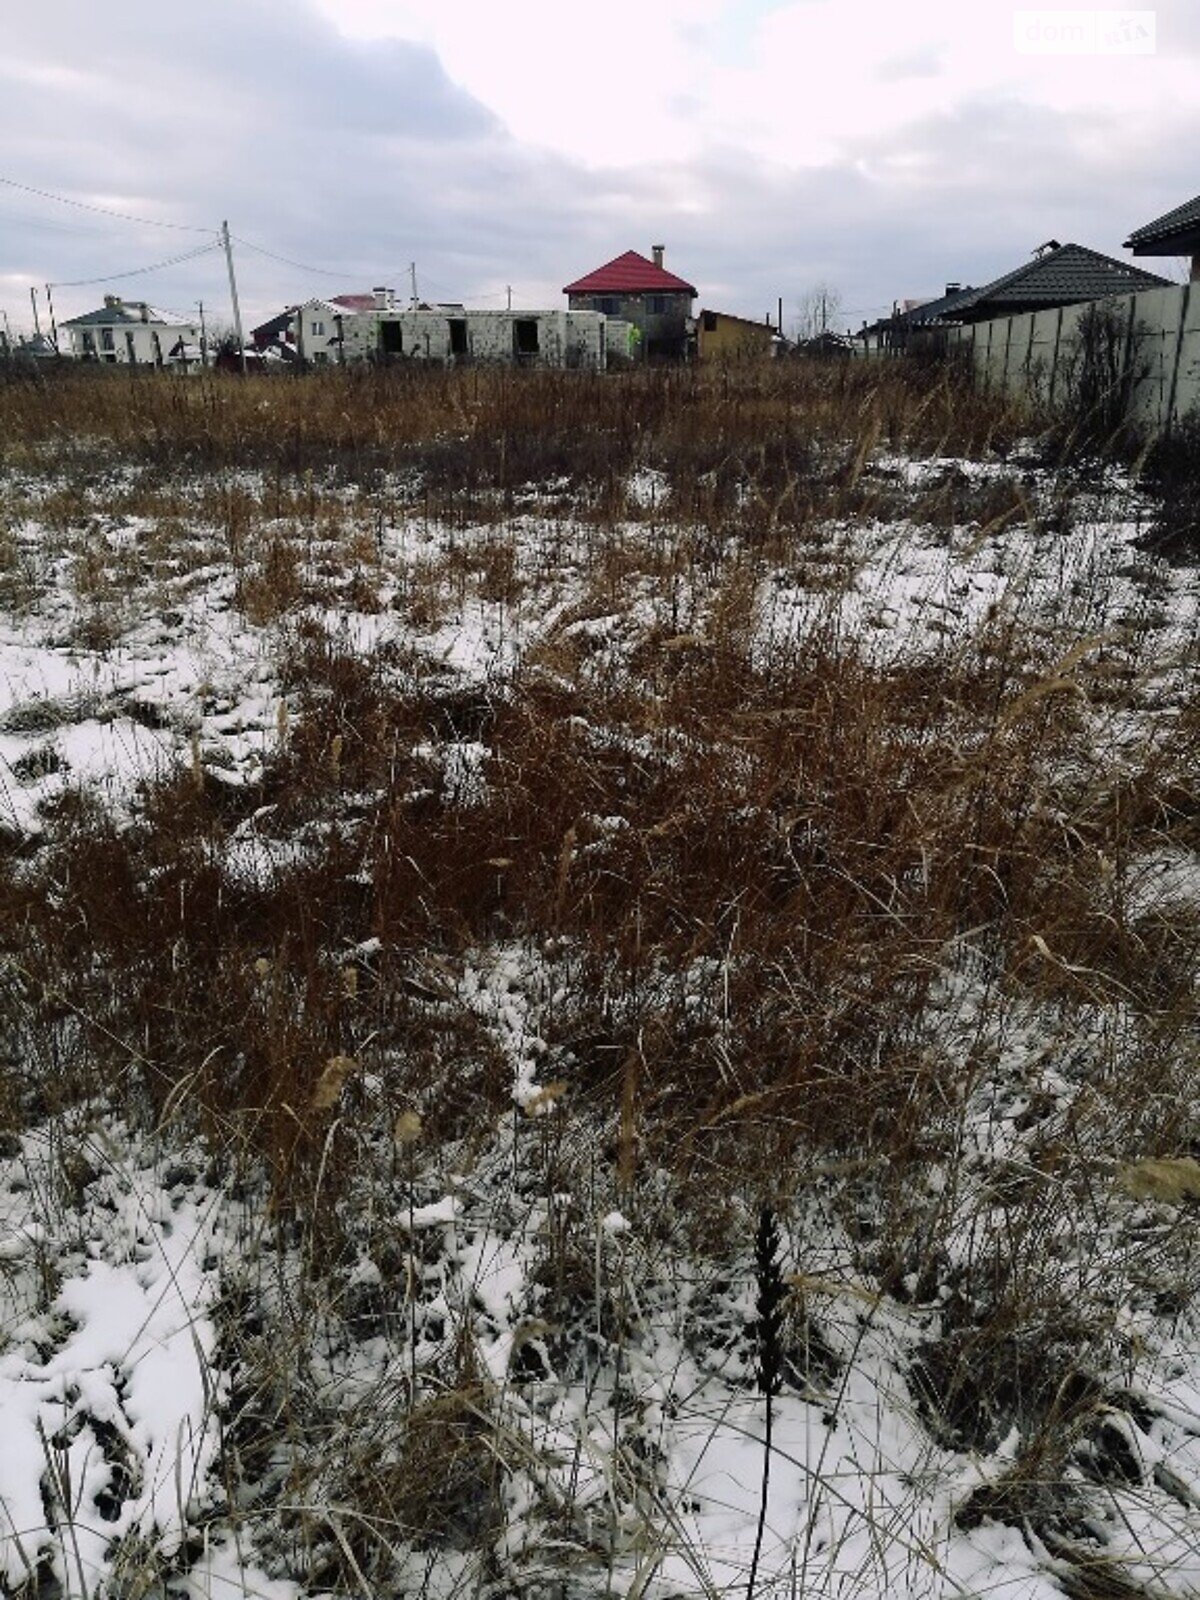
[563,246,696,361]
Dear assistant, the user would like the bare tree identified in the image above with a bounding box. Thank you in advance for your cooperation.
[793,282,843,343]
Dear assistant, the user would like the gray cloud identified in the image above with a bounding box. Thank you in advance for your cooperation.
[2,0,1197,335]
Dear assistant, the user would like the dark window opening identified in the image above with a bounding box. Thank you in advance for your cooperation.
[596,297,621,316]
[703,311,718,332]
[379,320,403,355]
[126,331,138,363]
[448,318,468,356]
[513,319,539,359]
[100,327,115,351]
[647,296,670,315]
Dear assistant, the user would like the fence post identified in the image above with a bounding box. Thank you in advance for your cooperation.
[1119,295,1138,428]
[1164,282,1192,436]
[1047,305,1064,408]
[1001,317,1013,393]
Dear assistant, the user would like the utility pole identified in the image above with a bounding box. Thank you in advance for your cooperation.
[221,221,247,374]
[197,301,208,366]
[30,286,42,339]
[410,261,419,310]
[506,285,512,311]
[45,284,60,353]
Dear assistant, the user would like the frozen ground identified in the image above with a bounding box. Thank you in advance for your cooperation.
[0,452,1198,1598]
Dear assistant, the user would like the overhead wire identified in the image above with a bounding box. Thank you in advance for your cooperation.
[49,241,222,289]
[0,175,217,235]
[230,234,353,280]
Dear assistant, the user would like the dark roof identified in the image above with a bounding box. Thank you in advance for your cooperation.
[564,250,697,296]
[61,300,185,328]
[894,284,981,327]
[1125,193,1200,253]
[911,245,1169,326]
[62,304,143,327]
[699,308,776,330]
[251,309,293,344]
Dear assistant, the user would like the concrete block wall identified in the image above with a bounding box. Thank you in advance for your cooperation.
[945,280,1199,434]
[337,308,610,370]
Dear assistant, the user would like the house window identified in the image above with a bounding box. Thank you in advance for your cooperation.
[126,331,138,363]
[703,311,718,332]
[82,331,96,356]
[646,296,671,315]
[100,327,115,351]
[311,320,325,337]
[596,297,621,316]
[379,321,403,355]
[513,319,539,359]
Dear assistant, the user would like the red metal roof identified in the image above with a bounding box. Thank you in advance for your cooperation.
[563,250,697,296]
[331,294,380,312]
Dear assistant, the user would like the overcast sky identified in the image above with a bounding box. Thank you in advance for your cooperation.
[2,0,1197,336]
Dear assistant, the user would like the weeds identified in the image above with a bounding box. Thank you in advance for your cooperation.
[0,362,1197,1597]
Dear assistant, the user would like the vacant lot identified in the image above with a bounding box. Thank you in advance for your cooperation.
[0,362,1197,1600]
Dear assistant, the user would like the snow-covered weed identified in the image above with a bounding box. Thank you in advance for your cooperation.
[0,362,1197,1597]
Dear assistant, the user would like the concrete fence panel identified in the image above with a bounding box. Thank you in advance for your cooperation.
[945,282,1198,437]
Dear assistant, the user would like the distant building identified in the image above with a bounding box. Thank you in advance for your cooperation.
[339,306,615,370]
[945,244,1169,323]
[696,308,779,361]
[563,247,697,360]
[862,244,1171,352]
[61,296,201,366]
[1125,193,1200,281]
[1,332,58,361]
[250,290,399,360]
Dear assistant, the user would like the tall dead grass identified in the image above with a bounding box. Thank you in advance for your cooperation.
[1,361,1196,1591]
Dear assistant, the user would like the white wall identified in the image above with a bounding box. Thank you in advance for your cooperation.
[68,319,200,366]
[294,302,343,365]
[337,308,610,369]
[945,281,1200,434]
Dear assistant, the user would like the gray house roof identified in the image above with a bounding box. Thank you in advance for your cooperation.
[61,301,190,329]
[1125,193,1200,254]
[912,244,1169,326]
[894,284,981,328]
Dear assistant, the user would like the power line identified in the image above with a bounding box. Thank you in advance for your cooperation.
[0,202,137,239]
[49,242,222,289]
[0,175,217,235]
[230,233,353,280]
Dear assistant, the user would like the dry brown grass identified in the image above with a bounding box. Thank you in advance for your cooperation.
[0,359,1196,1592]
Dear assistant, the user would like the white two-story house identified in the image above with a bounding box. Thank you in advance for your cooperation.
[61,296,202,366]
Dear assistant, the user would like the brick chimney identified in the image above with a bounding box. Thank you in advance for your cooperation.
[104,294,122,310]
[652,244,664,270]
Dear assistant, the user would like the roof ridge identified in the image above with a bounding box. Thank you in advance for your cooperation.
[563,248,698,296]
[950,243,1168,314]
[1125,192,1200,247]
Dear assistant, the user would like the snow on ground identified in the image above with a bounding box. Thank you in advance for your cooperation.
[0,456,1194,838]
[0,1121,228,1597]
[0,454,1198,1596]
